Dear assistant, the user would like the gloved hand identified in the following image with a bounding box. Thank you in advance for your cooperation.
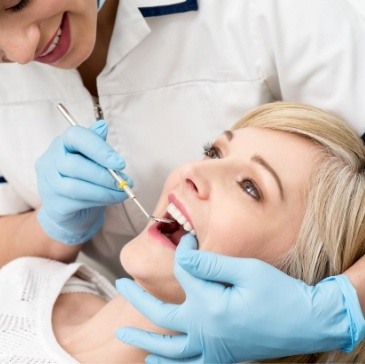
[36,120,132,244]
[116,234,365,363]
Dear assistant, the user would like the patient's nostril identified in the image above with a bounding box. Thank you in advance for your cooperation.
[186,178,198,192]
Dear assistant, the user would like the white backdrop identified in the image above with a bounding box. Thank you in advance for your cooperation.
[347,0,365,17]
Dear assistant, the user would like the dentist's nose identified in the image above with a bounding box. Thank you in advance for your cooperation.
[180,162,211,200]
[1,24,41,64]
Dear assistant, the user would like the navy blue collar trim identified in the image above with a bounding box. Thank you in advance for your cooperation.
[0,177,7,183]
[139,0,198,17]
[362,133,365,144]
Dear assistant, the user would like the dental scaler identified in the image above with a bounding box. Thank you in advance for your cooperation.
[57,103,173,225]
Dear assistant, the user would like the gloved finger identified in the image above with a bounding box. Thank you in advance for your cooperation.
[176,233,198,252]
[116,328,196,359]
[62,125,125,170]
[146,355,202,364]
[41,164,130,204]
[177,249,248,286]
[115,278,183,331]
[173,236,217,297]
[55,152,133,191]
[45,180,128,208]
[89,119,108,140]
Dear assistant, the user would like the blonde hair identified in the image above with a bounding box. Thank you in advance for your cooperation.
[232,102,365,363]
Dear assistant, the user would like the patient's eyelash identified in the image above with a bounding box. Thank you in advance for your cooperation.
[5,0,30,13]
[203,142,222,159]
[203,142,262,201]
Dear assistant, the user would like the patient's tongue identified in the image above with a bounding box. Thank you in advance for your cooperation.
[171,229,187,246]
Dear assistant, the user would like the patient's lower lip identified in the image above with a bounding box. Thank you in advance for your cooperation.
[148,224,177,250]
[35,13,71,64]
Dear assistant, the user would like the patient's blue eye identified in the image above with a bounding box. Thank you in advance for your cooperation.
[238,178,261,200]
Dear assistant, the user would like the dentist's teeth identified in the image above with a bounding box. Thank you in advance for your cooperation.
[166,202,196,236]
[39,27,62,57]
[46,42,57,54]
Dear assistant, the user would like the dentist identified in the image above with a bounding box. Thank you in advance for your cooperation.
[0,0,364,362]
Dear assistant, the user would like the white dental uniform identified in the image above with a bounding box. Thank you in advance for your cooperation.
[0,0,364,278]
[0,257,116,363]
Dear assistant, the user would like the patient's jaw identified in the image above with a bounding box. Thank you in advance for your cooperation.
[120,127,321,303]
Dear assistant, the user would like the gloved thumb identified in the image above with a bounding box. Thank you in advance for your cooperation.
[146,354,201,363]
[173,234,210,295]
[177,249,247,286]
[176,233,198,253]
[89,119,108,141]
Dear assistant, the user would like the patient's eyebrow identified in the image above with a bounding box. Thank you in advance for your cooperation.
[252,154,284,200]
[223,130,233,141]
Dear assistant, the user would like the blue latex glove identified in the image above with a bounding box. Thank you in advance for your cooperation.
[116,234,365,363]
[36,120,132,244]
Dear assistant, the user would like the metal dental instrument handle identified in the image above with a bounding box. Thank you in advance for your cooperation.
[57,103,173,224]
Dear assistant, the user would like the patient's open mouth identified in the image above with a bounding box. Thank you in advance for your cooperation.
[157,202,196,246]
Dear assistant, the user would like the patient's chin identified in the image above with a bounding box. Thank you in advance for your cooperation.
[134,277,186,305]
[119,240,139,277]
[120,245,185,304]
[119,234,186,303]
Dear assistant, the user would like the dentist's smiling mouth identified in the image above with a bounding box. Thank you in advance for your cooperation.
[38,27,62,57]
[35,13,71,64]
[156,202,196,247]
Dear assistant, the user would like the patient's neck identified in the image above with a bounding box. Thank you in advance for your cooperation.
[53,292,168,363]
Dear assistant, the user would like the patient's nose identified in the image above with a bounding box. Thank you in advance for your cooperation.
[180,162,211,200]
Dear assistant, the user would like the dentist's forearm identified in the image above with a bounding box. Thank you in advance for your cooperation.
[344,255,365,316]
[0,209,81,266]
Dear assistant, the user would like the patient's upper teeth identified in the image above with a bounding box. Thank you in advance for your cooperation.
[177,215,186,225]
[183,221,192,231]
[166,202,196,236]
[167,203,178,216]
[167,203,187,225]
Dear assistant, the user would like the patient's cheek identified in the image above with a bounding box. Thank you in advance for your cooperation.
[119,240,136,276]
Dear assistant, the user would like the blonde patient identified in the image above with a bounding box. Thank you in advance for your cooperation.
[0,102,364,363]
